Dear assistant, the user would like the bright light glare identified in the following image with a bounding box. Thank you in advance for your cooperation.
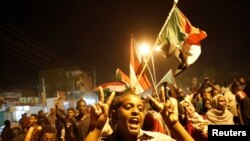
[139,43,150,56]
[155,46,161,52]
[15,106,30,111]
[83,97,96,105]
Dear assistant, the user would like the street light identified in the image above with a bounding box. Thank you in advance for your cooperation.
[138,42,164,100]
[138,42,158,92]
[138,43,150,56]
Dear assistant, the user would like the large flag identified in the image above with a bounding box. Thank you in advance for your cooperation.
[156,6,207,76]
[130,35,151,94]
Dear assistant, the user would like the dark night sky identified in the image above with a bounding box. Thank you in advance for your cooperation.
[1,0,250,89]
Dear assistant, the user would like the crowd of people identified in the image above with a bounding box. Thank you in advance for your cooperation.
[1,76,250,141]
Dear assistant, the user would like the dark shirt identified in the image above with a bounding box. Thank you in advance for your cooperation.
[74,114,90,141]
[1,126,14,141]
[37,116,51,127]
[56,112,77,141]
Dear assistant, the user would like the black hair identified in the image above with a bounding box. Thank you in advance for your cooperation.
[111,91,141,110]
[244,80,250,96]
[38,125,57,141]
[76,99,87,109]
[4,120,10,127]
[67,107,76,112]
[30,114,38,119]
[109,91,143,126]
[38,110,44,114]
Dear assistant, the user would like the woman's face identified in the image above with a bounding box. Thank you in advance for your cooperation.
[217,96,227,111]
[183,101,195,116]
[116,94,145,135]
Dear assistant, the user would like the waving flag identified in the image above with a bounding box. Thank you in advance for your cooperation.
[156,6,207,76]
[130,35,151,94]
[94,82,128,93]
[116,68,130,86]
[156,69,178,99]
[156,69,176,88]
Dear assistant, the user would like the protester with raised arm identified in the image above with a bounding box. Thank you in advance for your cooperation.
[84,87,194,141]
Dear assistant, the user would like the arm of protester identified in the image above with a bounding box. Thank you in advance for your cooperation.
[205,78,219,92]
[167,83,178,99]
[148,88,194,141]
[55,110,67,124]
[236,98,245,125]
[24,126,34,141]
[84,87,115,141]
[190,77,210,101]
[24,126,42,141]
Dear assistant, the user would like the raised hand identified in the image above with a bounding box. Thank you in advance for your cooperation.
[90,87,115,130]
[24,126,42,141]
[147,86,178,126]
[146,87,196,140]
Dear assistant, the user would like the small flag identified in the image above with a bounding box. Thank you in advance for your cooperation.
[116,68,130,86]
[156,69,176,88]
[130,35,151,94]
[94,82,128,93]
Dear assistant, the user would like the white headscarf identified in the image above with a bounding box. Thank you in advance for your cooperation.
[206,94,234,125]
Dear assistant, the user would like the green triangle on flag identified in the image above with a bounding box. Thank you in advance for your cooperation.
[156,69,176,88]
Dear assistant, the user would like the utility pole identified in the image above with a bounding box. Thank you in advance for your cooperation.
[41,78,47,112]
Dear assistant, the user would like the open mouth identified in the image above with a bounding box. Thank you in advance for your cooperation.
[128,117,140,129]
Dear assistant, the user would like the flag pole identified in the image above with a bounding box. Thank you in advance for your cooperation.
[153,0,178,48]
[133,39,160,97]
[151,54,157,87]
[136,0,178,94]
[133,38,157,88]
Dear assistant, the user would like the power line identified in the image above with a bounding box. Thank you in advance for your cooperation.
[0,20,79,69]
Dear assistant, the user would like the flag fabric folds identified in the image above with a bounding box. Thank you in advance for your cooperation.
[130,35,151,94]
[156,69,178,99]
[156,69,176,88]
[116,68,130,86]
[156,6,207,76]
[94,82,128,92]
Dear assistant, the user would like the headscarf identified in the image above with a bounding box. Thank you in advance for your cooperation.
[210,94,227,109]
[179,100,208,133]
[206,94,234,125]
